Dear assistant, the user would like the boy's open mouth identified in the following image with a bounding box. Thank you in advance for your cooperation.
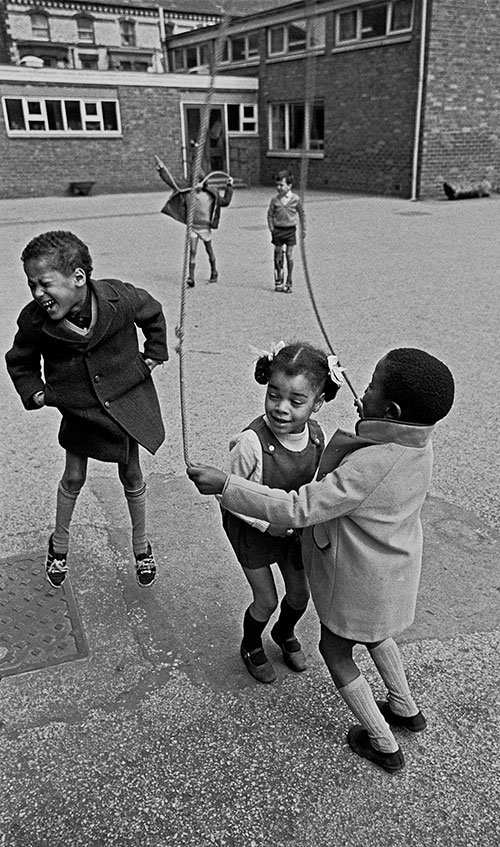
[41,299,56,311]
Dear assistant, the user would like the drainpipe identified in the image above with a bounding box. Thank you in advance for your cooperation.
[158,6,169,72]
[411,0,429,201]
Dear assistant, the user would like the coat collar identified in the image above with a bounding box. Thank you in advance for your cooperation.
[31,279,119,346]
[355,417,434,448]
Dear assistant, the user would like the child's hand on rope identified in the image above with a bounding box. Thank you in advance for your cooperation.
[267,524,294,538]
[187,464,228,495]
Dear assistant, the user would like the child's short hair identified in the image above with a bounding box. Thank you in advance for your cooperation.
[255,341,339,402]
[21,231,93,282]
[383,348,455,424]
[275,169,293,186]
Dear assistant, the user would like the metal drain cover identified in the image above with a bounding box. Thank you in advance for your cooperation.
[0,554,88,678]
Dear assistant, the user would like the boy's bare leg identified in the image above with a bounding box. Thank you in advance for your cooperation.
[285,245,294,290]
[187,234,198,286]
[205,240,218,282]
[274,245,284,289]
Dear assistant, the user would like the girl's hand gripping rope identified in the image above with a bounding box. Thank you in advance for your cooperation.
[187,464,228,495]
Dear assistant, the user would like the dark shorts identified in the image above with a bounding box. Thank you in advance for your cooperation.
[222,509,303,571]
[271,226,297,247]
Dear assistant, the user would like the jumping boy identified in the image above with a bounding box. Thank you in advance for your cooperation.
[5,230,168,588]
[155,156,233,287]
[187,348,455,773]
[267,170,305,293]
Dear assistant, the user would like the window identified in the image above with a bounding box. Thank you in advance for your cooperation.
[3,97,121,135]
[80,54,99,70]
[268,16,325,56]
[172,44,208,71]
[336,1,413,45]
[76,16,94,43]
[222,33,259,63]
[31,13,50,40]
[269,100,324,152]
[120,20,136,48]
[227,103,257,133]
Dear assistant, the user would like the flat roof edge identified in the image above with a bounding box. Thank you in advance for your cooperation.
[0,66,258,90]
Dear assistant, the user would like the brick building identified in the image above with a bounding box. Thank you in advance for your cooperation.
[166,0,500,199]
[0,65,258,198]
[1,0,223,73]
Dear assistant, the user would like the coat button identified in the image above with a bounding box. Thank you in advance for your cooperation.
[104,401,110,408]
[268,444,275,452]
[94,375,100,383]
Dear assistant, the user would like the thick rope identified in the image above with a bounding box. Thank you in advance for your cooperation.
[176,13,232,466]
[298,2,359,402]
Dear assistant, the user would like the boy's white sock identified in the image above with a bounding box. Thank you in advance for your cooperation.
[339,674,399,754]
[369,638,419,717]
[53,482,81,553]
[124,483,148,556]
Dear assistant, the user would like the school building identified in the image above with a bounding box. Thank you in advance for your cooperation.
[165,0,500,199]
[1,0,500,199]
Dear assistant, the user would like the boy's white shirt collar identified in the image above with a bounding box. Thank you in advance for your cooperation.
[280,189,293,204]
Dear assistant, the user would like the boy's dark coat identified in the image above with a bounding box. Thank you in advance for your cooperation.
[5,278,168,461]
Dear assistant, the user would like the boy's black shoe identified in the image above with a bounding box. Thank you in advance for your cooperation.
[186,277,195,288]
[270,625,306,672]
[45,535,68,588]
[347,726,405,773]
[135,543,156,586]
[377,700,427,733]
[240,642,276,684]
[208,271,218,283]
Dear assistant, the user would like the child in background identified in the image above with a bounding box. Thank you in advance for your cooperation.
[155,156,233,287]
[267,170,305,294]
[187,348,455,772]
[5,231,168,588]
[222,341,341,684]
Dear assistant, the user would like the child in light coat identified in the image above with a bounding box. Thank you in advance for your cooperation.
[187,348,455,773]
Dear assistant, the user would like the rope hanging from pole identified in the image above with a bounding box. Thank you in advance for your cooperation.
[298,0,359,403]
[176,12,232,466]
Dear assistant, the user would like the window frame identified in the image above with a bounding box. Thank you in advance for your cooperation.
[171,44,208,71]
[119,19,136,48]
[2,96,122,136]
[226,102,258,134]
[30,12,50,41]
[268,99,324,156]
[335,0,414,47]
[268,15,326,58]
[221,32,260,64]
[76,15,95,44]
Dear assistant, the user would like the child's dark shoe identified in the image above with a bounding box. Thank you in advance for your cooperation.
[45,535,68,588]
[377,700,427,733]
[208,271,218,283]
[240,642,276,684]
[274,284,284,292]
[347,725,405,773]
[270,625,306,672]
[186,277,195,288]
[135,543,156,587]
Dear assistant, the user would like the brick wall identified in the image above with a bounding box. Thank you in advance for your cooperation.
[420,0,500,198]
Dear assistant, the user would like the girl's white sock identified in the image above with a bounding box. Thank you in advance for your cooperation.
[339,674,399,754]
[369,638,419,717]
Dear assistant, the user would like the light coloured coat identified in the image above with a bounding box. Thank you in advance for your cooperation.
[220,418,434,642]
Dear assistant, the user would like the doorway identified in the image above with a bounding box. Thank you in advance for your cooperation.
[184,106,226,179]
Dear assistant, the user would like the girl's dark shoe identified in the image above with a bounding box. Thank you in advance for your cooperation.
[209,271,218,283]
[270,625,307,672]
[347,726,405,773]
[186,277,195,287]
[377,700,427,732]
[240,643,276,684]
[45,535,68,587]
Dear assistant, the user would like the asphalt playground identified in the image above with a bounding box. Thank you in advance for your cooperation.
[0,185,499,846]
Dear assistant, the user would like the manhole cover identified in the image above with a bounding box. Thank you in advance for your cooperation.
[0,554,88,678]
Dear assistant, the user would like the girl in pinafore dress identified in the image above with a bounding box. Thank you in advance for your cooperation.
[222,342,341,683]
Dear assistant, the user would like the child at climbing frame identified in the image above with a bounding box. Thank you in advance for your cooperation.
[187,348,455,773]
[5,230,168,588]
[267,170,305,293]
[155,156,233,287]
[220,341,341,683]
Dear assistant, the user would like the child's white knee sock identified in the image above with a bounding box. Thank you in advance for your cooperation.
[124,483,148,556]
[369,638,419,717]
[339,674,399,753]
[53,482,81,553]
